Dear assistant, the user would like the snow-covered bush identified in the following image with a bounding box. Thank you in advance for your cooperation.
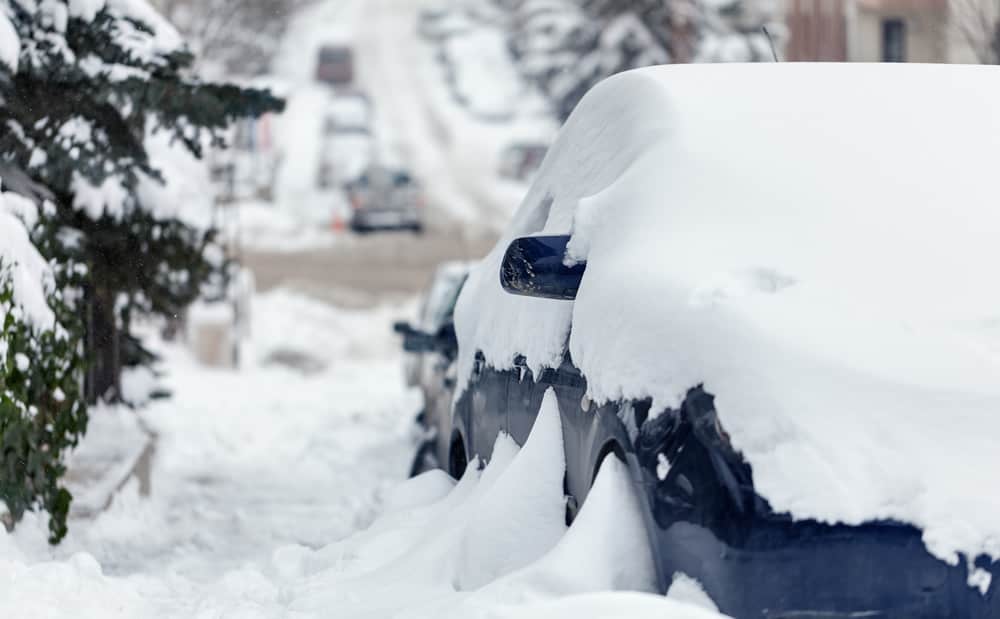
[0,0,283,403]
[0,188,86,544]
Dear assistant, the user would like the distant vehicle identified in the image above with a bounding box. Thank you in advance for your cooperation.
[417,7,475,41]
[317,131,372,189]
[394,261,472,475]
[445,65,1000,617]
[315,45,354,86]
[324,91,372,136]
[345,166,423,233]
[498,142,547,181]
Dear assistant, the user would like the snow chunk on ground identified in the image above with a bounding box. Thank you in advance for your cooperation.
[455,63,1000,566]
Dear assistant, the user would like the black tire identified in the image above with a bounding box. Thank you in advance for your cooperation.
[449,434,468,479]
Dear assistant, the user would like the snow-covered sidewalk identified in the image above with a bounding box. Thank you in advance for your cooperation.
[0,289,723,618]
[0,290,420,616]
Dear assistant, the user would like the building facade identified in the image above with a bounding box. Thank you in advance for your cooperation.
[784,0,986,63]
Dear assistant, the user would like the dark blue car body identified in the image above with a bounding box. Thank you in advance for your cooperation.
[438,237,1000,619]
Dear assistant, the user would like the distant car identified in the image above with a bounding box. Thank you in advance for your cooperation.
[418,8,475,41]
[317,132,372,189]
[346,166,423,233]
[316,45,354,86]
[447,65,1000,617]
[324,92,372,136]
[498,142,547,181]
[394,261,472,475]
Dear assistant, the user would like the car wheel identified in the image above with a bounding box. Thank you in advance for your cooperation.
[449,434,468,479]
[411,223,424,235]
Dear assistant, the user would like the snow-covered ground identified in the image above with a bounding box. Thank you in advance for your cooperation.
[0,288,723,618]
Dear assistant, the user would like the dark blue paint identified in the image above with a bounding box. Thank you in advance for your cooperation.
[499,235,585,300]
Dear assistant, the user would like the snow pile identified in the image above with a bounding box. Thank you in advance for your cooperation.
[456,63,1000,566]
[283,388,710,618]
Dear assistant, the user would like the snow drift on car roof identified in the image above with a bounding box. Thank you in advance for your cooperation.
[454,63,1000,572]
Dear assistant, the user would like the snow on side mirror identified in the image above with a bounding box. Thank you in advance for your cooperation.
[500,235,586,300]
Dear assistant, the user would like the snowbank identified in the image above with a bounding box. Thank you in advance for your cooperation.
[0,288,722,618]
[455,63,1000,566]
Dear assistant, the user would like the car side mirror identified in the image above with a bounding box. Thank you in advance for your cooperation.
[402,332,438,353]
[500,235,586,300]
[394,321,440,353]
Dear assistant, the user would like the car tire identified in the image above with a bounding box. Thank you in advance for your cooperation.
[449,434,468,479]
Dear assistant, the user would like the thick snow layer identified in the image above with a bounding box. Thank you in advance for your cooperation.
[138,129,214,229]
[455,63,1000,566]
[0,190,55,328]
[0,290,722,618]
[0,9,19,71]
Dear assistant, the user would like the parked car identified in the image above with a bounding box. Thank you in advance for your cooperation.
[317,132,372,189]
[498,142,547,181]
[315,45,354,86]
[447,64,1000,618]
[345,166,424,233]
[418,7,475,41]
[394,261,473,475]
[324,91,372,136]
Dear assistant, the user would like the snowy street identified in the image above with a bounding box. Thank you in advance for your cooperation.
[3,0,999,617]
[0,2,716,615]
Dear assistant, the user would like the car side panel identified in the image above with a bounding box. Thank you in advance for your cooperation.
[452,356,507,465]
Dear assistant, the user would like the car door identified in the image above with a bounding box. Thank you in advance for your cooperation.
[453,351,509,471]
[506,353,589,516]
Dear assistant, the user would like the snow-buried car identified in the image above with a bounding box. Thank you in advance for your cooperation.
[449,64,1000,617]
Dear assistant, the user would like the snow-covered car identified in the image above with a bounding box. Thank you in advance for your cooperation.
[448,64,1000,617]
[317,130,372,189]
[394,261,473,475]
[323,91,372,135]
[346,166,424,233]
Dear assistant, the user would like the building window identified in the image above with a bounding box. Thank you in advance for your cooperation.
[882,18,906,62]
